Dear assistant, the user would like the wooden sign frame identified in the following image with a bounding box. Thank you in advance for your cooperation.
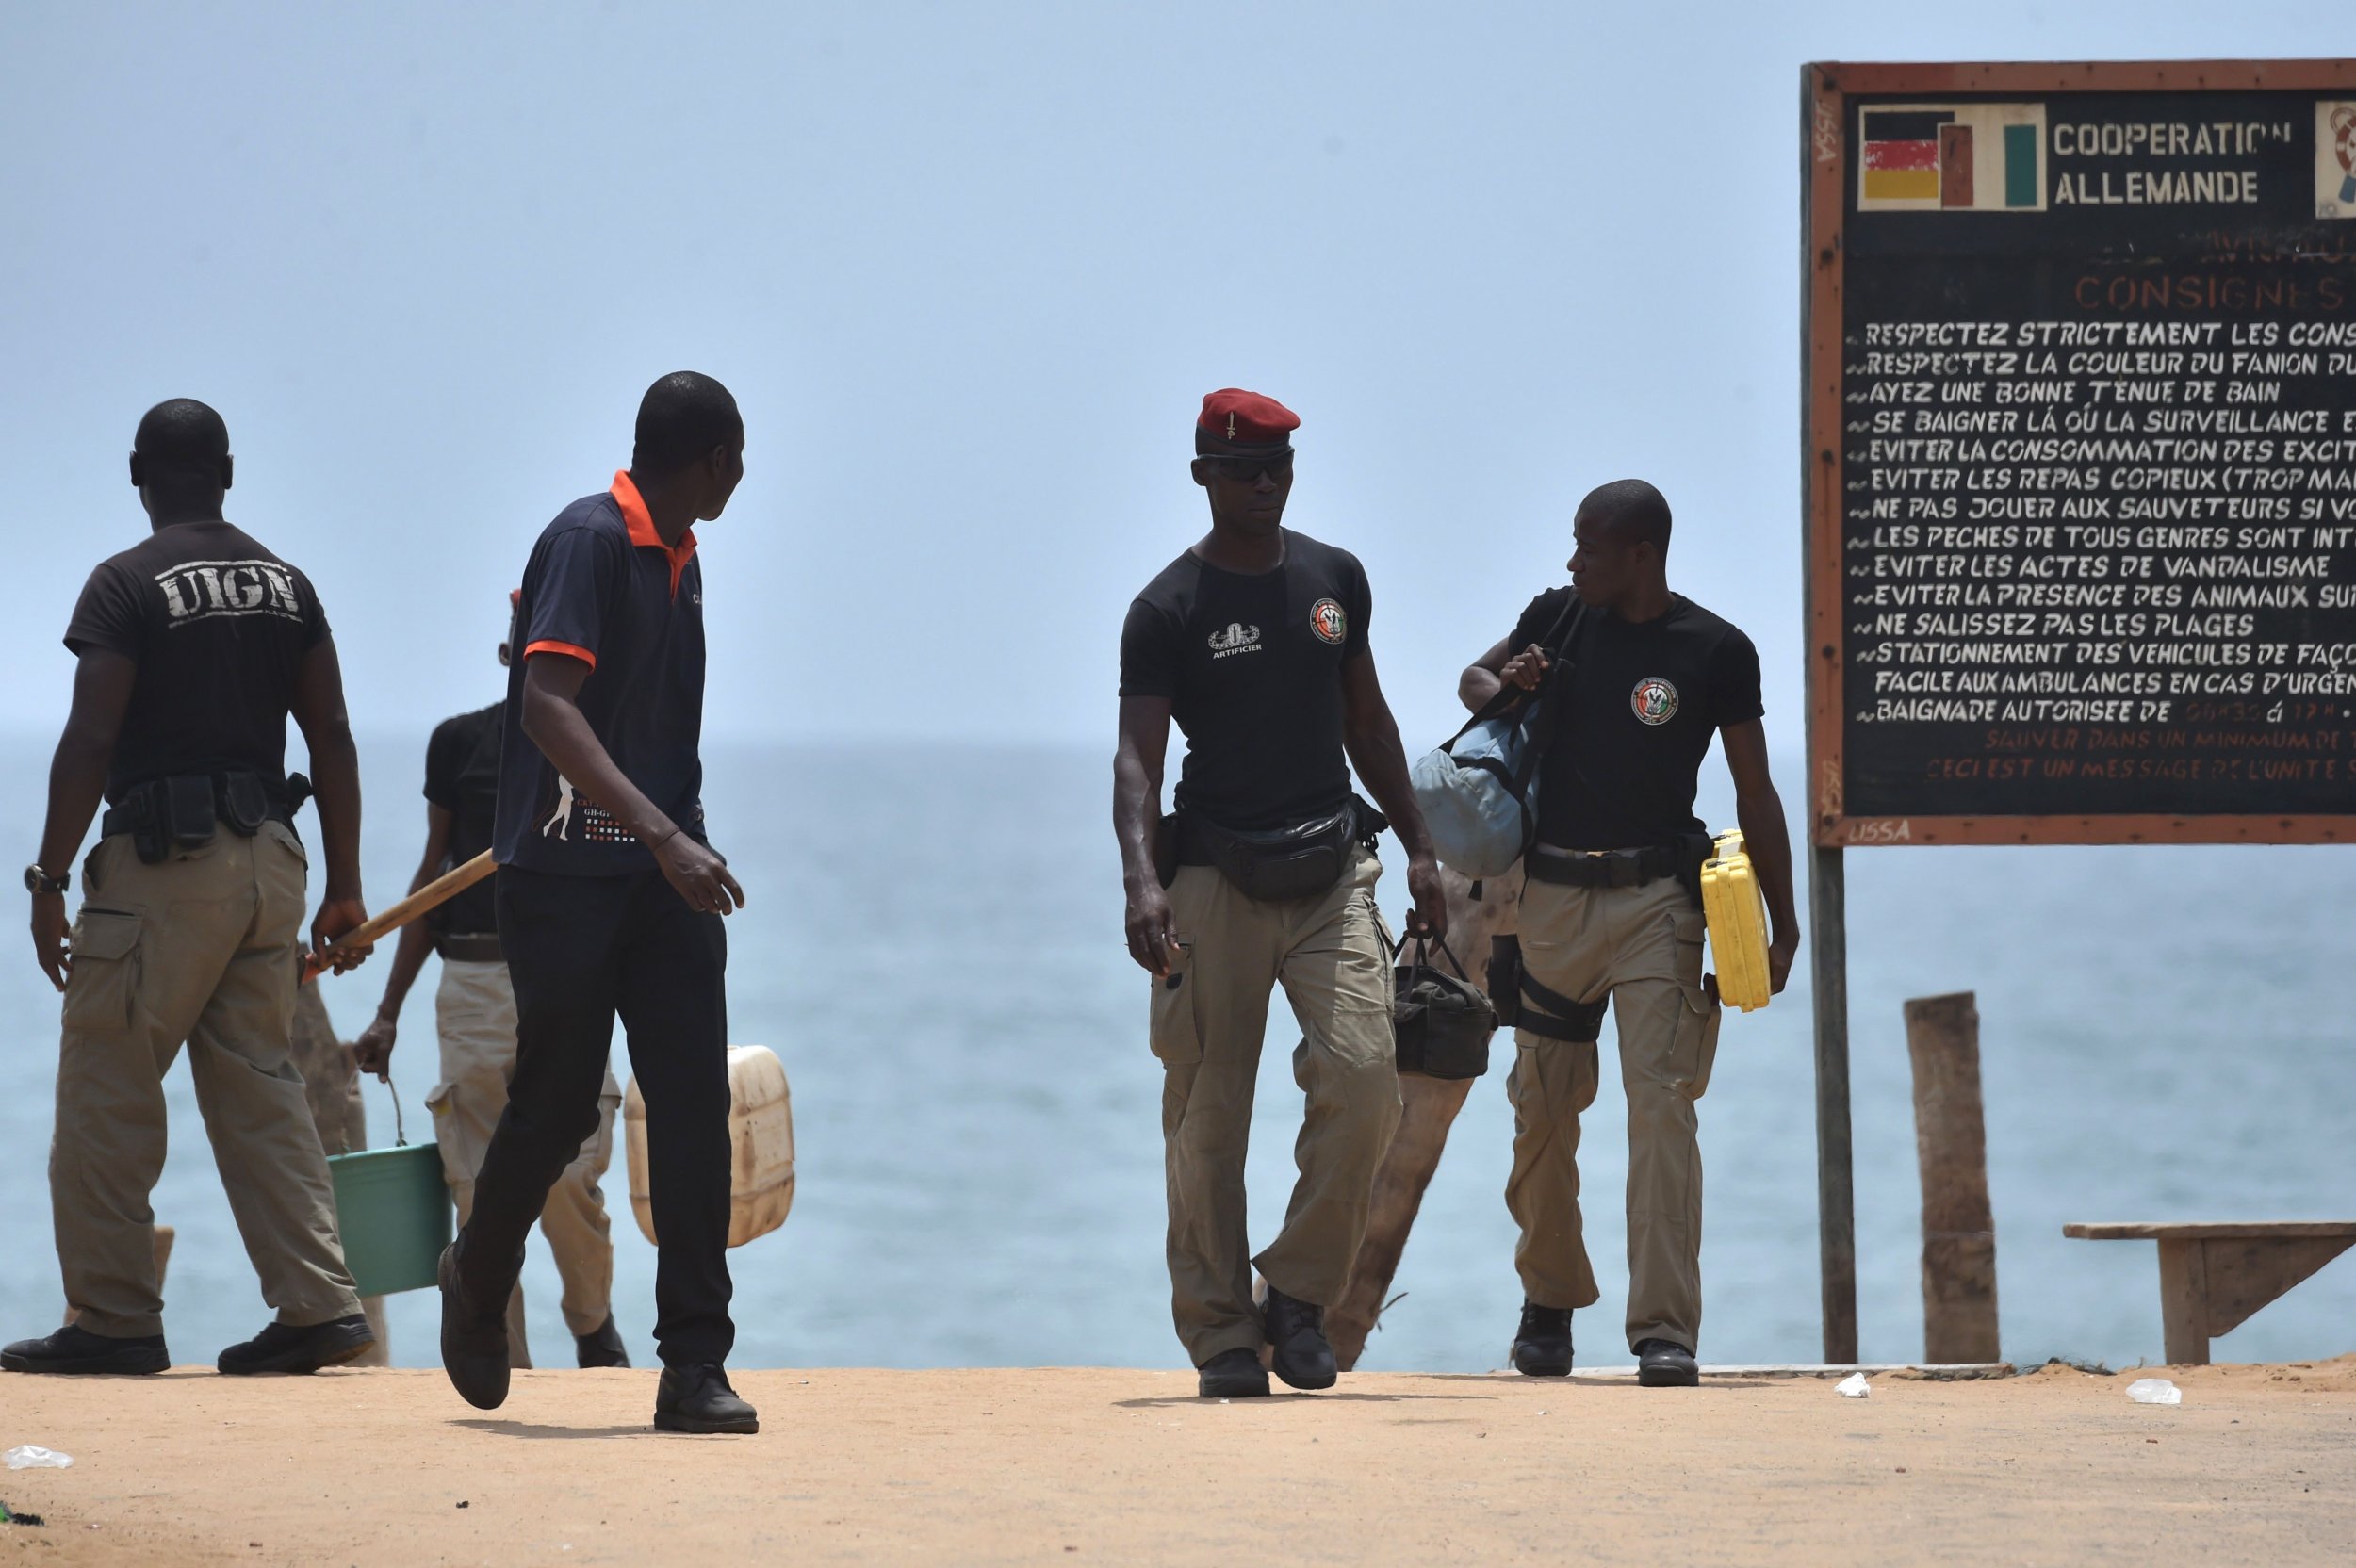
[1803,58,2356,850]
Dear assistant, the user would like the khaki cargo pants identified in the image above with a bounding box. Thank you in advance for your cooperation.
[52,824,362,1339]
[430,956,618,1364]
[1507,870,1722,1353]
[1152,847,1401,1364]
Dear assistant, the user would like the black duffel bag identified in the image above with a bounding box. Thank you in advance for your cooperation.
[1393,934,1497,1080]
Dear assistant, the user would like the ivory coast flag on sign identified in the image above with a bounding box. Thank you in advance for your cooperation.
[1859,104,2048,212]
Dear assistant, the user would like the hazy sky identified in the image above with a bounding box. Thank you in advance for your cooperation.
[2,1,2329,752]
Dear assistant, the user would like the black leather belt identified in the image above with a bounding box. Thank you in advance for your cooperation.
[438,932,504,964]
[1526,843,1679,889]
[98,804,294,840]
[100,778,293,842]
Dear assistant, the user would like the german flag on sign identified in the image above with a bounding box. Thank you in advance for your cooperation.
[1862,110,1952,203]
[1858,103,2047,212]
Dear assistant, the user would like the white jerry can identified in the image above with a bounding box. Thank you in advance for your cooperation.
[623,1045,794,1249]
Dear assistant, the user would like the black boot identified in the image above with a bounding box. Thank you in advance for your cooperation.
[1,1323,170,1376]
[1263,1285,1337,1391]
[1195,1347,1269,1398]
[437,1237,512,1411]
[1511,1300,1573,1377]
[1635,1337,1699,1387]
[575,1315,630,1369]
[218,1315,375,1375]
[654,1364,760,1434]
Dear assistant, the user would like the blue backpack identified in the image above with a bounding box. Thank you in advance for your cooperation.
[1409,596,1584,878]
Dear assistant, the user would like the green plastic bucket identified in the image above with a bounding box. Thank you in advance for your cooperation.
[327,1132,451,1297]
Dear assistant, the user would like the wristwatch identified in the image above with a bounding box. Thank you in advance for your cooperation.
[25,864,69,895]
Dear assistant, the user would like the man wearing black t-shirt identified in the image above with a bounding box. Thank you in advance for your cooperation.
[3,400,376,1379]
[1460,478,1798,1388]
[354,597,626,1371]
[436,373,755,1437]
[1116,389,1447,1399]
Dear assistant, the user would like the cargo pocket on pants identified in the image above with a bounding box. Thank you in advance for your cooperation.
[1669,908,1721,1100]
[1149,970,1204,1066]
[62,909,142,1035]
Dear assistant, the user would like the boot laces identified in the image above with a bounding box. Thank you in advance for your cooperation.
[1518,1301,1570,1339]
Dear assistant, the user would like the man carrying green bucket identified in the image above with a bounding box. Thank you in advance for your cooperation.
[352,595,628,1371]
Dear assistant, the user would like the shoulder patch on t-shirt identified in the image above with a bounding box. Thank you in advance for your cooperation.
[1631,676,1680,726]
[1309,597,1348,645]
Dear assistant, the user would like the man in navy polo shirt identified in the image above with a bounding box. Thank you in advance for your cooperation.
[437,372,756,1435]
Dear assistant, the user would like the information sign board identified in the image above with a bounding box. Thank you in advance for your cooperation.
[1805,61,2356,845]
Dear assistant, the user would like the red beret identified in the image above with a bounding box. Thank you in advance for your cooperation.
[1197,388,1299,452]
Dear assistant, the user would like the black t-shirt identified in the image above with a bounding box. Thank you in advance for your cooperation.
[424,703,502,935]
[1119,529,1372,831]
[1507,588,1764,850]
[62,520,332,806]
[494,474,709,875]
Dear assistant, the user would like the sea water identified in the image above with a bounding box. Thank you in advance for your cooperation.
[0,735,2349,1372]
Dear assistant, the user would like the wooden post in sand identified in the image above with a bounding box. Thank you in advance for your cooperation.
[1905,991,2000,1364]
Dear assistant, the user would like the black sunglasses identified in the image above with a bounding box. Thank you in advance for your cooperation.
[1199,451,1295,482]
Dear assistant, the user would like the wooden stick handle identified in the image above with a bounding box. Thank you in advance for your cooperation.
[304,849,497,979]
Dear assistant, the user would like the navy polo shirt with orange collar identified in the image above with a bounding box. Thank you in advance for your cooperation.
[493,470,708,876]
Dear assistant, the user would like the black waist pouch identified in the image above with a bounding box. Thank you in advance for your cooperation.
[1489,935,1524,1028]
[1153,812,1182,890]
[218,772,270,836]
[1673,829,1714,907]
[115,776,221,863]
[1188,803,1359,902]
[111,771,286,863]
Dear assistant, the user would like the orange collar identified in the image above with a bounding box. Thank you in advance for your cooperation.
[611,470,697,599]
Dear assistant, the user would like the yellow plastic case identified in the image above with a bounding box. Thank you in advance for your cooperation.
[1699,829,1771,1013]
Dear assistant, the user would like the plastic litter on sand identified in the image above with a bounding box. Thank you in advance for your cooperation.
[2126,1378,2182,1406]
[3,1448,73,1471]
[1835,1373,1871,1399]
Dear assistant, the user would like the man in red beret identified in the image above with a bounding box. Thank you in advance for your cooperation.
[1114,388,1447,1398]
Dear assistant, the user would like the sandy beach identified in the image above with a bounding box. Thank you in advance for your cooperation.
[2,1357,2349,1566]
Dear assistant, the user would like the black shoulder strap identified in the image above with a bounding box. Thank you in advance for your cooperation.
[1446,592,1587,747]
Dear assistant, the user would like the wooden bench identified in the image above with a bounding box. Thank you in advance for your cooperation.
[2063,1221,2356,1365]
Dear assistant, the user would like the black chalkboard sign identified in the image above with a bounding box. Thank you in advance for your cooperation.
[1805,62,2356,845]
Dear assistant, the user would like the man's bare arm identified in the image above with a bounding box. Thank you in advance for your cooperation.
[353,803,453,1077]
[1114,694,1175,975]
[289,637,371,969]
[1460,632,1555,713]
[29,649,136,991]
[1339,651,1446,939]
[520,653,744,915]
[1721,719,1800,993]
[1458,633,1515,712]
